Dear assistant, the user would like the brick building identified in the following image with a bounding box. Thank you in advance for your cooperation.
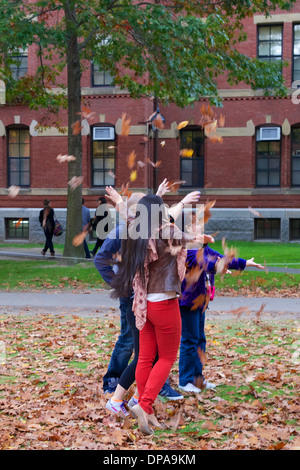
[1,6,300,243]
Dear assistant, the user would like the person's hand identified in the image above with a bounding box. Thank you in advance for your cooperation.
[156,178,170,197]
[246,257,264,269]
[181,191,201,206]
[105,186,123,207]
[203,234,215,244]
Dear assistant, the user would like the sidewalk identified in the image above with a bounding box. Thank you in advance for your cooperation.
[0,291,299,318]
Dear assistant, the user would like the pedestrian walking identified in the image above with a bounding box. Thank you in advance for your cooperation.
[90,196,113,257]
[39,199,55,257]
[82,198,91,259]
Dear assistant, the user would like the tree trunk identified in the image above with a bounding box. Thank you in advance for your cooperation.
[63,7,84,262]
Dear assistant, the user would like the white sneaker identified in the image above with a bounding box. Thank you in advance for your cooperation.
[128,396,139,408]
[203,380,216,390]
[106,398,129,416]
[179,383,201,393]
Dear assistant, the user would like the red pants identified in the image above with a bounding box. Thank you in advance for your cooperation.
[135,298,182,415]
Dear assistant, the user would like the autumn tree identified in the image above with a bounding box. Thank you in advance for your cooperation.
[0,0,296,259]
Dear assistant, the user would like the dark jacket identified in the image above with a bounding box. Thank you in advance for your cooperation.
[39,207,55,233]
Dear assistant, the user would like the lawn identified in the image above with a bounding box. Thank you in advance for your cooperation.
[1,240,299,294]
[0,314,299,450]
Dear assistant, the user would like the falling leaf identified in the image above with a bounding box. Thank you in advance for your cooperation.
[160,140,166,147]
[15,218,23,228]
[197,347,206,366]
[8,185,20,198]
[121,113,131,136]
[56,154,76,163]
[68,176,83,190]
[167,180,186,193]
[108,170,115,179]
[191,294,206,311]
[76,106,95,120]
[177,121,189,130]
[127,150,137,169]
[72,231,88,247]
[120,182,132,198]
[229,306,250,318]
[129,170,137,182]
[256,303,267,320]
[248,206,263,218]
[72,120,83,135]
[147,158,162,168]
[180,149,194,157]
[152,114,165,130]
[219,114,225,127]
[137,160,145,168]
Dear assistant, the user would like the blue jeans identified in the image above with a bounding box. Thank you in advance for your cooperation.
[103,297,134,392]
[83,239,91,258]
[179,306,206,387]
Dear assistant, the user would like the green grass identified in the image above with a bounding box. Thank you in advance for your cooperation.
[211,240,300,266]
[0,241,299,292]
[0,259,104,290]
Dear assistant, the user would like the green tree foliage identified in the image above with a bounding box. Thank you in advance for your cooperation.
[0,0,296,258]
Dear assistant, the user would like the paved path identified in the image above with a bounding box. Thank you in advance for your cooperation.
[0,291,299,318]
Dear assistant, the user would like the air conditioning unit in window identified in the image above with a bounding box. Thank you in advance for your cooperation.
[93,127,115,140]
[258,127,281,141]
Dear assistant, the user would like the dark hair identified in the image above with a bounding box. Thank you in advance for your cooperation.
[82,198,85,205]
[43,199,50,206]
[98,196,106,205]
[111,195,167,298]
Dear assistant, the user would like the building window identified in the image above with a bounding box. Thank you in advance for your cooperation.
[180,127,204,187]
[92,63,114,87]
[290,219,300,240]
[258,25,283,64]
[10,49,28,80]
[256,127,281,187]
[291,126,300,186]
[7,127,30,187]
[5,218,29,239]
[293,25,300,82]
[255,218,281,240]
[92,126,115,187]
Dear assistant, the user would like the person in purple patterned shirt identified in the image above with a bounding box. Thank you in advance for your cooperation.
[178,244,264,393]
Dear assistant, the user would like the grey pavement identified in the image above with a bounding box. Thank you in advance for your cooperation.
[0,290,299,318]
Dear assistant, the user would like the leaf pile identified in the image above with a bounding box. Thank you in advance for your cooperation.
[0,314,299,450]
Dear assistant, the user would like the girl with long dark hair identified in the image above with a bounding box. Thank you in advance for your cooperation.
[105,186,213,435]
